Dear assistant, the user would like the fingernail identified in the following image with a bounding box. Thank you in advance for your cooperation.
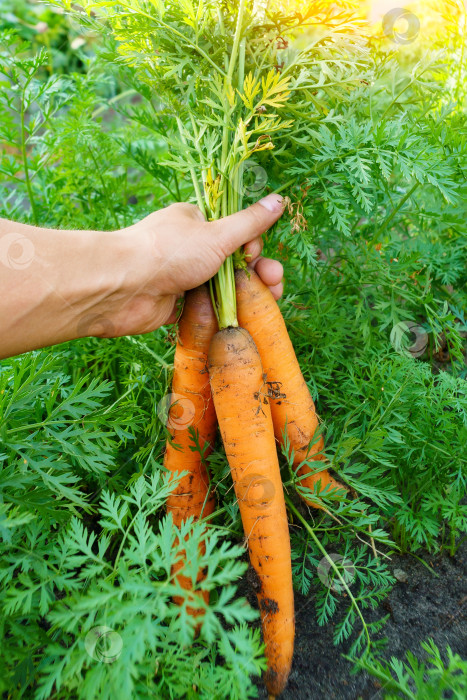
[258,193,284,213]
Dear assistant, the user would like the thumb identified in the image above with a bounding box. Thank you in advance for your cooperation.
[208,193,286,257]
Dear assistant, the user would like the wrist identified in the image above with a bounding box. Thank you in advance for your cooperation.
[73,222,173,338]
[0,214,170,359]
[27,225,130,342]
[66,228,130,339]
[0,221,129,357]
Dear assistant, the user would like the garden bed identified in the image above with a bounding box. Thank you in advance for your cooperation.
[250,539,467,698]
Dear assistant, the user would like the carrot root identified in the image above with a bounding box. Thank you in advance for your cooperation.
[235,269,347,507]
[164,285,218,618]
[209,326,294,696]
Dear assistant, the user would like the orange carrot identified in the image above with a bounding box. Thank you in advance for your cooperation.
[208,326,294,697]
[164,285,218,614]
[235,269,346,506]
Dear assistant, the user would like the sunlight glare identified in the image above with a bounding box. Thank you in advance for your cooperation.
[369,0,408,22]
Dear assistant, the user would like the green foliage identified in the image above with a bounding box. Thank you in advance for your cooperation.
[1,474,263,699]
[354,638,467,699]
[291,533,394,653]
[0,349,261,697]
[0,0,89,72]
[0,0,466,697]
[0,352,136,520]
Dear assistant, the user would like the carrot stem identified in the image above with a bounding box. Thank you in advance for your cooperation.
[213,257,238,330]
[210,0,247,329]
[285,494,371,655]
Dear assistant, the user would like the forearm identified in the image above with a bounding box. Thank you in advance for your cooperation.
[0,218,128,359]
[0,196,285,359]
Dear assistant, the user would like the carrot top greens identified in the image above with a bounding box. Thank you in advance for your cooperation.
[60,0,368,326]
[1,1,466,697]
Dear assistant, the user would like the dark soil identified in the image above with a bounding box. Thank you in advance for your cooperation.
[248,538,467,699]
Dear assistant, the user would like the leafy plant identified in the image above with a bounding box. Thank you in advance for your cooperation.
[1,473,263,699]
[354,638,467,699]
[0,0,466,696]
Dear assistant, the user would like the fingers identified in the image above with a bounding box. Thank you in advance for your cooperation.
[164,304,179,325]
[252,256,283,288]
[268,282,284,300]
[244,236,263,263]
[208,193,285,257]
[163,255,285,326]
[161,295,181,326]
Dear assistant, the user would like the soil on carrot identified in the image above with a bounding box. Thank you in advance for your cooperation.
[246,538,467,699]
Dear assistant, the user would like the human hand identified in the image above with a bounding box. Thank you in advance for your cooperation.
[103,193,286,335]
[0,194,285,358]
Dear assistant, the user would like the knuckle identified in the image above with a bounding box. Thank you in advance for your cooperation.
[181,202,205,220]
[164,202,197,216]
[243,205,265,232]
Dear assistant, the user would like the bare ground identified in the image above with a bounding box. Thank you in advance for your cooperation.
[249,538,467,699]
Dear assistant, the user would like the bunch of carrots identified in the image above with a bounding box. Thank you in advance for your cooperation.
[81,0,359,694]
[164,266,346,697]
